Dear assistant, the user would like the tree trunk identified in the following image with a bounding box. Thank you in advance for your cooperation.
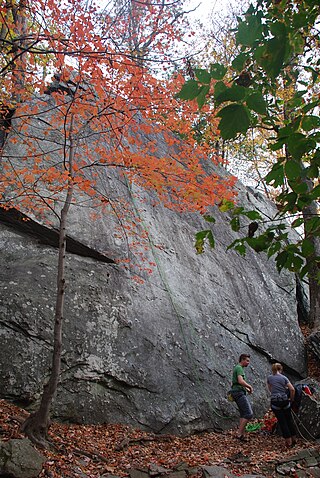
[12,0,28,100]
[21,117,75,448]
[283,133,320,331]
[303,200,320,331]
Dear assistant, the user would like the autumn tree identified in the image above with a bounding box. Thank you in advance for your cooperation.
[110,0,194,69]
[0,0,234,446]
[178,0,320,348]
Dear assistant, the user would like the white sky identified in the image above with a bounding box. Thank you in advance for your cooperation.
[178,0,245,65]
[187,0,241,22]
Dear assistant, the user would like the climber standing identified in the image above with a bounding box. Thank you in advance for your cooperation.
[230,353,254,442]
[267,363,297,449]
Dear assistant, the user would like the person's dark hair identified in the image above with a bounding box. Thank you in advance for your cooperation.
[239,353,250,362]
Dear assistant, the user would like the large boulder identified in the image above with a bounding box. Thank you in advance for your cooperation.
[294,379,320,439]
[0,439,45,478]
[308,331,320,362]
[0,93,308,435]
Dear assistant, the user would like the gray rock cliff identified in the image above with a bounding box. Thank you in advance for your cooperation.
[0,93,307,435]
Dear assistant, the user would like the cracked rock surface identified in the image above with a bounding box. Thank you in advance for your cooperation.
[0,96,308,434]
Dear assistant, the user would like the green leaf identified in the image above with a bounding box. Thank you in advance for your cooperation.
[195,230,215,254]
[176,80,200,100]
[276,251,289,272]
[284,160,302,180]
[292,12,308,28]
[194,68,211,85]
[265,162,285,187]
[197,85,210,109]
[287,94,305,109]
[255,37,287,79]
[292,217,304,228]
[215,84,247,104]
[219,199,234,212]
[246,92,267,114]
[269,21,287,38]
[297,195,310,210]
[302,115,320,131]
[228,239,247,256]
[203,215,216,223]
[276,247,305,273]
[310,184,320,200]
[312,149,320,165]
[217,104,251,139]
[289,181,308,195]
[236,15,263,47]
[277,125,295,139]
[288,254,304,272]
[270,139,286,151]
[233,206,244,215]
[301,238,314,257]
[299,264,309,280]
[232,53,248,72]
[302,100,319,114]
[234,243,247,255]
[210,63,227,80]
[305,216,320,234]
[247,235,270,253]
[310,132,320,142]
[230,216,240,231]
[274,223,287,231]
[244,210,262,220]
[305,66,319,84]
[281,191,298,211]
[287,134,316,160]
[267,241,281,258]
[214,81,227,98]
[290,32,305,55]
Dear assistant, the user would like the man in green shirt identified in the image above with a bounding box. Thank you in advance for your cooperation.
[230,353,253,441]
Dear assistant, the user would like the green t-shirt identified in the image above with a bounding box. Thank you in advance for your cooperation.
[232,364,246,392]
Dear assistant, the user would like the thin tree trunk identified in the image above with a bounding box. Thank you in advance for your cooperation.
[21,116,75,448]
[12,0,28,102]
[302,200,320,330]
[282,88,320,330]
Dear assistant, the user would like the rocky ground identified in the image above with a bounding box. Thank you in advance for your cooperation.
[1,328,320,478]
[1,398,320,478]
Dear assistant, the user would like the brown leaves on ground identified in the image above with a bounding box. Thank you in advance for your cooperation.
[1,399,320,478]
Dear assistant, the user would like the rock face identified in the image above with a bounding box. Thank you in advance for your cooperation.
[0,439,45,478]
[308,331,320,362]
[0,94,308,435]
[294,379,320,439]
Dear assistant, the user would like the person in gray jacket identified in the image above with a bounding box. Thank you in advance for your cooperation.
[267,363,297,449]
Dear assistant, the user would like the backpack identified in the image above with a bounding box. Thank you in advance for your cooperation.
[291,384,314,413]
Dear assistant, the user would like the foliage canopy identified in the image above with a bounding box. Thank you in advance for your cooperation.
[178,0,320,285]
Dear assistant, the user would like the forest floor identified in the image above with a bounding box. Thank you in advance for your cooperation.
[1,329,320,478]
[1,398,320,478]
